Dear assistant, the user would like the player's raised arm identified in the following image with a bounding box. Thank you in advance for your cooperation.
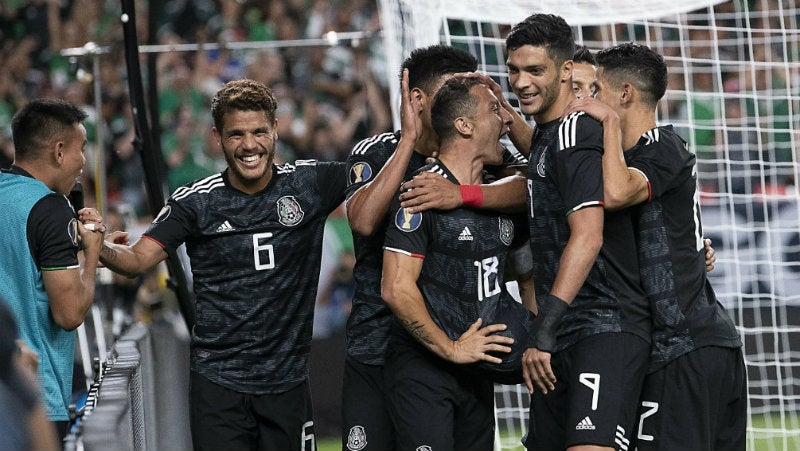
[346,69,421,236]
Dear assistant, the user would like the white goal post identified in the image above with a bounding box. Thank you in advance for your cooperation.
[377,0,800,449]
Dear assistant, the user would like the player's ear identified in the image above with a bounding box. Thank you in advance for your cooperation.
[561,60,574,83]
[620,82,634,105]
[410,87,426,113]
[454,116,473,136]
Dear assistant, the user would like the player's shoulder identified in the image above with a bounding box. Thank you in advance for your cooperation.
[170,172,225,203]
[557,111,602,151]
[349,131,400,157]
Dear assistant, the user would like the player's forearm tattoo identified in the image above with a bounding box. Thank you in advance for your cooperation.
[99,246,117,262]
[402,320,434,346]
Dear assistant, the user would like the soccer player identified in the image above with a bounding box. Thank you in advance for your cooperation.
[98,79,346,451]
[563,42,746,451]
[572,44,597,100]
[342,45,528,451]
[505,14,651,451]
[381,76,534,451]
[0,98,105,441]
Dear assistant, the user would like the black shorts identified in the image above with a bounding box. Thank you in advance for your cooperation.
[525,332,649,451]
[635,346,746,451]
[190,372,316,451]
[341,357,395,451]
[384,338,495,451]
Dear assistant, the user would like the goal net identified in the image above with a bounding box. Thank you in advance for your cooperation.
[377,0,800,449]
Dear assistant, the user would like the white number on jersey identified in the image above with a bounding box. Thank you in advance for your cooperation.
[474,256,501,301]
[253,232,275,270]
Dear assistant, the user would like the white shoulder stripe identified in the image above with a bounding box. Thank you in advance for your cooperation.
[427,164,447,177]
[559,112,582,150]
[351,132,397,155]
[276,162,296,174]
[171,173,223,200]
[643,128,660,145]
[172,179,226,201]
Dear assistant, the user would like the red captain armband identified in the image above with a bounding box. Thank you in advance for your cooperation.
[460,184,483,208]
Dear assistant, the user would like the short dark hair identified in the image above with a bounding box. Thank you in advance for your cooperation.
[211,78,278,131]
[506,14,574,68]
[595,42,668,106]
[11,98,87,161]
[400,45,478,96]
[573,44,596,66]
[430,77,483,145]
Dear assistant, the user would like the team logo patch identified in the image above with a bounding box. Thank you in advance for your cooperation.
[349,162,373,185]
[67,218,79,247]
[395,207,422,232]
[277,195,304,226]
[499,217,514,246]
[416,446,433,451]
[536,148,547,178]
[153,205,171,223]
[346,425,367,451]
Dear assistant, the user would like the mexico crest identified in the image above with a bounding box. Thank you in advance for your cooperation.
[277,196,304,226]
[346,425,367,451]
[499,217,514,246]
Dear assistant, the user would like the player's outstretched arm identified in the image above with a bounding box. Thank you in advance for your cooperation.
[347,69,421,236]
[381,250,513,364]
[100,237,168,279]
[399,172,527,214]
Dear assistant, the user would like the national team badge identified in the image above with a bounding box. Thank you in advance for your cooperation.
[349,162,373,185]
[67,218,79,247]
[536,147,547,178]
[277,195,304,226]
[395,207,422,232]
[346,425,367,451]
[153,205,171,223]
[416,446,433,451]
[499,217,514,246]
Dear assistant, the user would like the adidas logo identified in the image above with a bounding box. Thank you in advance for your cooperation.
[216,220,235,233]
[576,416,596,430]
[458,227,473,241]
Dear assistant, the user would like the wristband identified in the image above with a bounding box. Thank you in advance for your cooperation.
[460,184,483,208]
[526,293,569,352]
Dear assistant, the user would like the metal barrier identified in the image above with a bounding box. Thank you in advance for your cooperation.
[73,319,191,451]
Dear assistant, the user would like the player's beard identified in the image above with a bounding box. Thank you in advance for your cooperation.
[224,144,275,190]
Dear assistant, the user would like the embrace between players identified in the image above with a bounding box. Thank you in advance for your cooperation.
[83,12,744,451]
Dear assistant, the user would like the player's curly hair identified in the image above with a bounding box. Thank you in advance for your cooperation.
[211,78,277,131]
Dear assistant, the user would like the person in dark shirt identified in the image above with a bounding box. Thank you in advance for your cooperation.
[342,45,529,451]
[381,76,534,451]
[502,14,651,451]
[98,79,346,451]
[0,98,105,443]
[564,42,746,451]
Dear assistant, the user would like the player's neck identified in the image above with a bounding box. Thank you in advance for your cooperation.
[438,145,483,185]
[621,107,658,150]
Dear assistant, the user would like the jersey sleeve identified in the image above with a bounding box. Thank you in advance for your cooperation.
[142,198,195,254]
[315,160,347,212]
[345,132,398,200]
[382,196,431,259]
[555,113,604,214]
[29,194,80,270]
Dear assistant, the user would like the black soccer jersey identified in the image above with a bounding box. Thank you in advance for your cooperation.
[345,132,527,366]
[624,126,742,371]
[384,162,534,382]
[526,113,650,352]
[345,131,430,366]
[143,160,346,394]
